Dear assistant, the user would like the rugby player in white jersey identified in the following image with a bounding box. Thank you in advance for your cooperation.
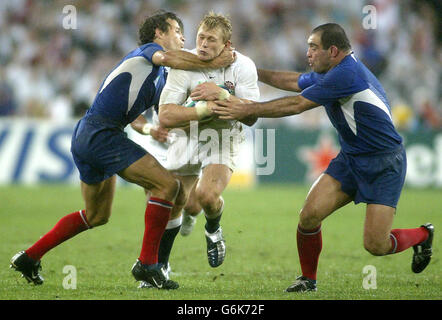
[155,12,260,271]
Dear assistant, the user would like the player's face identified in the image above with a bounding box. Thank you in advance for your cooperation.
[162,19,185,51]
[196,26,226,61]
[306,32,332,73]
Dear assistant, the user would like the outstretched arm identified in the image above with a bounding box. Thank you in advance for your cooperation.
[258,69,302,92]
[189,82,257,126]
[152,46,235,70]
[213,95,319,120]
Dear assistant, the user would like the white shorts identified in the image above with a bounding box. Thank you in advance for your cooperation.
[144,135,168,167]
[165,125,243,176]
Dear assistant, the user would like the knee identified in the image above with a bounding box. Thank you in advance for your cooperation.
[299,206,322,230]
[85,210,110,227]
[363,238,390,256]
[195,188,218,211]
[184,199,202,216]
[152,178,180,202]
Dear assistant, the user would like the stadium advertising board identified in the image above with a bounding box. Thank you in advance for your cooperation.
[0,119,441,188]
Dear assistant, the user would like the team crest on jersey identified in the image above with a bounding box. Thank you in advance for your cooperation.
[224,81,235,94]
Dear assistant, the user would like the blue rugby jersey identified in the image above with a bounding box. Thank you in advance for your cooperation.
[299,53,402,155]
[84,42,166,128]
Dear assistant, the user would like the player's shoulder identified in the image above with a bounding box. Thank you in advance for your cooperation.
[229,51,257,77]
[135,42,163,57]
[322,54,360,88]
[232,51,256,68]
[123,42,164,65]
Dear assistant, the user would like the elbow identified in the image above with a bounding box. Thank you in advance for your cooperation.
[158,112,170,128]
[159,54,170,67]
[155,51,170,67]
[158,107,175,128]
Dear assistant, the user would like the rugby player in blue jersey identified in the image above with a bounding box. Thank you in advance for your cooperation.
[10,11,234,289]
[213,23,434,292]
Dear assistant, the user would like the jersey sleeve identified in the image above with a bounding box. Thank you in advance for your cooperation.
[301,66,367,106]
[159,68,190,106]
[233,56,260,101]
[141,43,164,64]
[298,72,320,90]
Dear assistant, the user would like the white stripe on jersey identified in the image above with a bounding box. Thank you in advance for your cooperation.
[99,56,153,114]
[339,88,392,135]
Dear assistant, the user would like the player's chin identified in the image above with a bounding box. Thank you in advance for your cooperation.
[198,56,211,61]
[197,52,212,61]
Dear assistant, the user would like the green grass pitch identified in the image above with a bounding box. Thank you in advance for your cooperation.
[0,184,440,300]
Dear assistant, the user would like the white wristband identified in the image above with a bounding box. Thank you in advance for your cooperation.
[141,123,153,135]
[195,101,211,119]
[218,88,230,100]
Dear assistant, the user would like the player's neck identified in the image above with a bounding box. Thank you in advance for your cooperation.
[153,39,169,51]
[328,50,351,72]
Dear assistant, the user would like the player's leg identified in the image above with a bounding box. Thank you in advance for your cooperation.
[363,204,395,256]
[119,153,181,264]
[81,176,117,226]
[158,175,198,267]
[24,178,114,257]
[180,178,203,236]
[299,173,353,230]
[195,164,232,267]
[11,177,115,285]
[361,146,433,271]
[197,164,231,227]
[137,175,197,289]
[119,153,180,201]
[286,173,353,292]
[364,204,434,272]
[119,153,182,289]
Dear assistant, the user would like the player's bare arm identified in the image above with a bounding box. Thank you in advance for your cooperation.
[152,46,235,70]
[213,95,319,121]
[257,69,302,92]
[190,82,258,126]
[158,101,217,128]
[130,114,169,143]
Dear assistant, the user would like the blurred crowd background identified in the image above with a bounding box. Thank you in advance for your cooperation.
[0,0,440,131]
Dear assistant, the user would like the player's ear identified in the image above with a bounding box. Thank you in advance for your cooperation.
[224,40,232,49]
[154,28,164,40]
[329,45,339,58]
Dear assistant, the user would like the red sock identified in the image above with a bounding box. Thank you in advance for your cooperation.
[138,197,173,265]
[297,224,322,281]
[26,210,91,261]
[389,227,429,254]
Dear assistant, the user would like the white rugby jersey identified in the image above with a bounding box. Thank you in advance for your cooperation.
[159,49,260,131]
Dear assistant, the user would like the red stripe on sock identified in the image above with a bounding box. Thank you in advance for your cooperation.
[138,199,172,265]
[389,227,428,254]
[297,224,322,281]
[26,210,89,261]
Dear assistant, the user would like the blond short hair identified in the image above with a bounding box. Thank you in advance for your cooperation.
[198,11,232,43]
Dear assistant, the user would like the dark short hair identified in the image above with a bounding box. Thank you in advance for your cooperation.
[138,10,184,45]
[312,23,351,51]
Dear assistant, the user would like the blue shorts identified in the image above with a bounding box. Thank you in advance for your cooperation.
[71,117,147,184]
[325,146,407,208]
